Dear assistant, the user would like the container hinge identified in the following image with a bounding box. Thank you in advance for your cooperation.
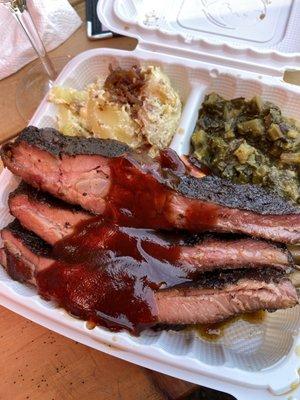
[136,41,285,78]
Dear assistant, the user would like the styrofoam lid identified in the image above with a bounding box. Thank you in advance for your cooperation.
[99,0,300,76]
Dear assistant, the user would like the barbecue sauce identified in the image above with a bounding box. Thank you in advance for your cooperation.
[37,219,194,334]
[96,149,218,231]
[102,154,176,229]
[36,149,222,334]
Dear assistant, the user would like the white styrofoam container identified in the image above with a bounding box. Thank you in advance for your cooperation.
[104,0,300,76]
[1,1,300,399]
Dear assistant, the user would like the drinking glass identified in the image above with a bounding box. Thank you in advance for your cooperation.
[0,0,67,121]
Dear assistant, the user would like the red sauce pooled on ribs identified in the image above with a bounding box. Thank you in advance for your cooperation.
[101,148,218,230]
[1,127,299,333]
[37,218,192,334]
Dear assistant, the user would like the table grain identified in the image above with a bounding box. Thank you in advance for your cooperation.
[0,2,299,399]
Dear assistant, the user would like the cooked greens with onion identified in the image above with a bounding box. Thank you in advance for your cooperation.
[191,93,300,204]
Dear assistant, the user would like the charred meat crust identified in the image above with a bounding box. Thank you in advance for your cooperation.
[179,267,287,289]
[180,230,289,250]
[177,175,299,215]
[3,126,299,216]
[4,220,52,258]
[6,126,130,158]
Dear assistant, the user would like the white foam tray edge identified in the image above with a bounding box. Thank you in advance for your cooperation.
[1,47,300,399]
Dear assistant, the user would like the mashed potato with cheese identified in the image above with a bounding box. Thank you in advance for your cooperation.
[48,65,182,155]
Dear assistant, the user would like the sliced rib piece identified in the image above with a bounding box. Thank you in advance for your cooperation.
[157,269,298,325]
[8,183,295,272]
[2,126,300,244]
[1,220,52,284]
[9,182,91,244]
[0,221,298,331]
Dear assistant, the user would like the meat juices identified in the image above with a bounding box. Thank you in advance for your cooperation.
[2,126,300,244]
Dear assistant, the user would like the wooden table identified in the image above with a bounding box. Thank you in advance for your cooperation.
[1,2,300,400]
[0,2,200,399]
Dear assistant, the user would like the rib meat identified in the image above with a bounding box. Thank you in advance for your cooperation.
[2,127,300,244]
[157,269,298,325]
[9,183,295,272]
[9,182,90,244]
[0,221,298,330]
[1,220,52,284]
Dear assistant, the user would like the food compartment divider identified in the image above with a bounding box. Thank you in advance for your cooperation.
[171,85,207,155]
